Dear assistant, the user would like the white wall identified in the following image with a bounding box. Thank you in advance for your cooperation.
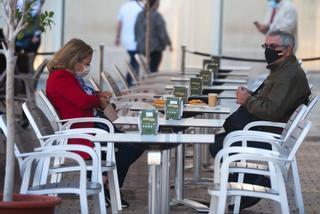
[1,0,320,71]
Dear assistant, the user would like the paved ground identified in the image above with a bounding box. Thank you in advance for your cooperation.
[0,69,319,214]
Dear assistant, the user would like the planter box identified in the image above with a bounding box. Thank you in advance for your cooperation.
[0,194,62,214]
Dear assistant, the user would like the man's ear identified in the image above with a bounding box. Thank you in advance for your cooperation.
[285,46,292,56]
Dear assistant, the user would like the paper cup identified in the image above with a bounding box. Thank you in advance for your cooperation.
[208,93,217,107]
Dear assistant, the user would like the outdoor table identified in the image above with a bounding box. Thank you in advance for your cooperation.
[171,77,247,85]
[114,116,224,128]
[128,102,230,115]
[165,84,239,91]
[94,133,215,214]
[185,65,251,72]
[113,117,223,213]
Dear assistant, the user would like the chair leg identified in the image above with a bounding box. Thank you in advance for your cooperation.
[291,160,304,214]
[93,191,107,214]
[97,173,107,214]
[233,172,245,214]
[209,195,218,214]
[79,192,89,214]
[93,194,102,214]
[108,170,119,214]
[217,193,227,214]
[277,175,290,214]
[110,160,122,211]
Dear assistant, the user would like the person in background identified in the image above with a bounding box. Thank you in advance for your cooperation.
[115,0,143,86]
[16,0,42,53]
[254,0,298,49]
[46,38,144,208]
[135,0,172,73]
[209,30,310,210]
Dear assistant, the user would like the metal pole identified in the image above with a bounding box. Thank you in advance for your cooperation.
[99,44,104,87]
[160,150,170,214]
[181,44,187,75]
[60,0,66,47]
[212,0,224,56]
[175,144,185,200]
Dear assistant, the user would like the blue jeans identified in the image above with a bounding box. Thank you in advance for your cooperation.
[126,50,139,87]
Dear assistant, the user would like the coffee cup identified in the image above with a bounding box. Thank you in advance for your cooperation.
[208,93,217,107]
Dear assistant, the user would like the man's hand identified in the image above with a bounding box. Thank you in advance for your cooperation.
[236,86,250,105]
[254,21,269,34]
[115,37,120,46]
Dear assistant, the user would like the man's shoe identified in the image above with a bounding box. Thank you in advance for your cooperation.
[105,189,130,208]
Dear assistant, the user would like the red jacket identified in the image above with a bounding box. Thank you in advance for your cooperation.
[46,69,100,159]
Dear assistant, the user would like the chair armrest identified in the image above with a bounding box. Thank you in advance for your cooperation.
[224,130,281,142]
[215,150,287,184]
[57,117,114,132]
[244,121,286,131]
[223,132,282,151]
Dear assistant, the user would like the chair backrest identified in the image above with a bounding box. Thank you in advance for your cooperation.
[31,58,49,90]
[88,76,102,92]
[0,114,40,167]
[101,71,122,97]
[113,65,129,90]
[22,101,55,145]
[124,60,139,83]
[38,89,63,130]
[280,119,311,162]
[280,104,307,141]
[135,54,150,75]
[302,95,319,119]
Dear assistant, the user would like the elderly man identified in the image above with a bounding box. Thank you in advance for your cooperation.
[209,30,311,210]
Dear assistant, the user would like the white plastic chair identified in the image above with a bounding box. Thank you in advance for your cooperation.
[21,101,121,213]
[113,65,169,94]
[134,54,180,78]
[36,92,123,212]
[221,104,310,213]
[223,104,308,147]
[0,114,107,214]
[209,119,312,214]
[20,136,106,214]
[101,71,159,102]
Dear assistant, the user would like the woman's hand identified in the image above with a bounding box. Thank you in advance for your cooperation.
[99,96,109,109]
[97,91,112,109]
[97,91,113,100]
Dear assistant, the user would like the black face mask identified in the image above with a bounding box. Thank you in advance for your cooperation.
[264,47,283,65]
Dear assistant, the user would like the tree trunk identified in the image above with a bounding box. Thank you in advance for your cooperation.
[3,46,17,202]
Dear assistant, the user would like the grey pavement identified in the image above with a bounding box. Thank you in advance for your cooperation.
[0,69,319,214]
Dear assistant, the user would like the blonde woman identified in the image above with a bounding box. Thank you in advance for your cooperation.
[46,38,143,208]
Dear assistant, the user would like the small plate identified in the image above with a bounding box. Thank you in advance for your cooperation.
[185,103,207,108]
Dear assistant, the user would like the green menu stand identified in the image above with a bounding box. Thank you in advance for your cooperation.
[139,109,159,135]
[165,97,183,120]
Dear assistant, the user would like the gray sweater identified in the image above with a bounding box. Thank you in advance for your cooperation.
[135,10,171,53]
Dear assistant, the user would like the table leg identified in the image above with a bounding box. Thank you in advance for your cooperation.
[171,144,209,212]
[160,150,170,214]
[147,151,161,214]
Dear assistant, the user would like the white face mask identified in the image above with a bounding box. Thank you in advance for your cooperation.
[76,65,90,78]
